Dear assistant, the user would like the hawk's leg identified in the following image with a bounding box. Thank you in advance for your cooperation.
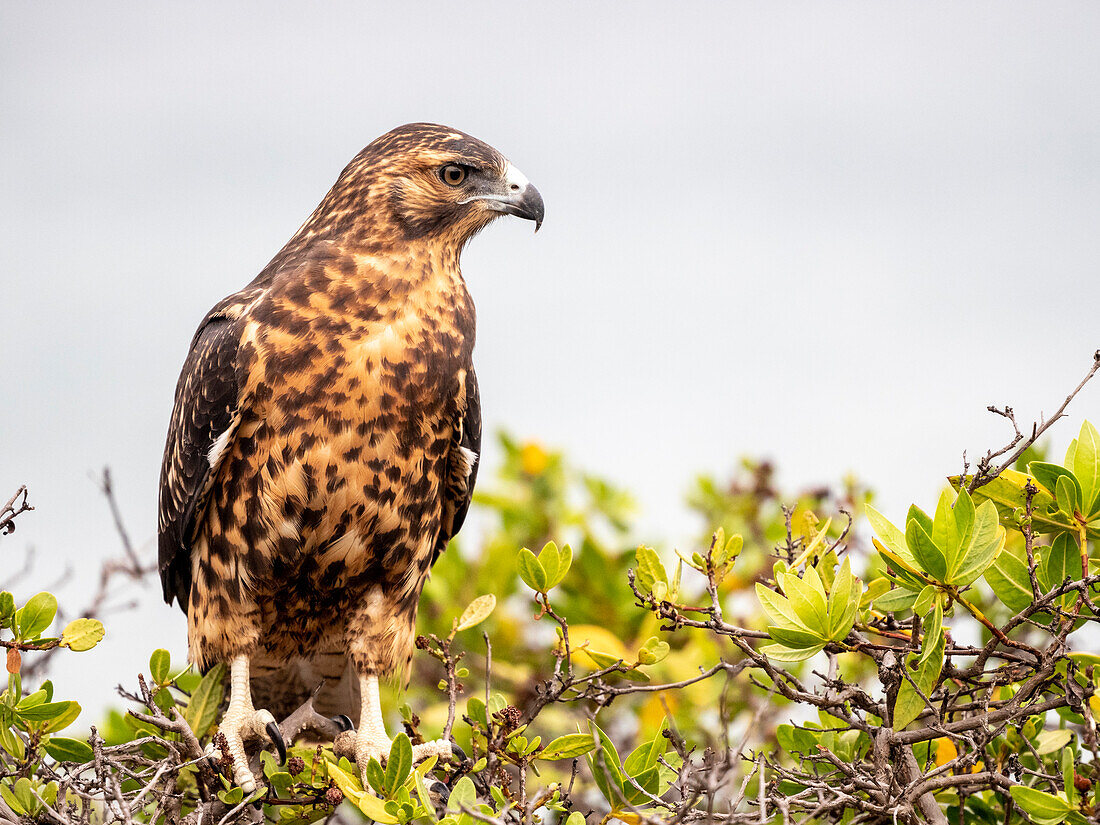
[209,654,286,793]
[355,673,451,781]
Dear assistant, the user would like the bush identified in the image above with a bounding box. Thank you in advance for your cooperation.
[1,353,1099,824]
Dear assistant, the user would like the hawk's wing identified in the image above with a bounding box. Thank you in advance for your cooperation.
[158,311,245,611]
[436,368,482,562]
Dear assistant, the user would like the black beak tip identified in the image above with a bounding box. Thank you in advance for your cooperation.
[522,183,544,232]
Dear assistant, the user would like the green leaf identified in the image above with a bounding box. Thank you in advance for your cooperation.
[0,725,25,761]
[0,591,14,622]
[861,578,892,607]
[60,618,105,652]
[893,609,945,730]
[565,813,586,825]
[953,487,976,555]
[1035,729,1073,755]
[183,662,226,737]
[538,733,597,760]
[635,546,668,595]
[1041,533,1081,594]
[955,469,1100,539]
[913,585,936,617]
[0,781,27,816]
[1056,475,1080,518]
[761,642,824,662]
[218,786,244,806]
[42,701,81,733]
[1063,747,1077,807]
[950,501,1004,586]
[777,724,820,755]
[918,603,943,667]
[932,488,956,563]
[584,648,627,669]
[266,771,293,797]
[15,592,57,640]
[1074,420,1100,515]
[548,544,573,589]
[623,721,668,776]
[366,758,385,793]
[13,778,37,816]
[873,587,918,612]
[767,624,826,648]
[780,568,829,632]
[637,636,670,665]
[466,697,487,727]
[456,594,496,631]
[1009,785,1073,825]
[384,733,413,795]
[906,520,947,582]
[717,533,744,567]
[826,557,858,641]
[908,505,934,540]
[18,689,47,710]
[985,541,1034,612]
[412,760,439,823]
[755,584,811,632]
[43,736,93,763]
[149,649,171,684]
[1031,462,1083,513]
[517,547,547,592]
[892,680,926,731]
[538,542,562,588]
[585,722,625,808]
[866,506,914,566]
[17,699,78,722]
[447,776,476,813]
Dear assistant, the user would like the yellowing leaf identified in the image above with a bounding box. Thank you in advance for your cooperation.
[456,594,496,631]
[562,625,631,669]
[1035,729,1074,755]
[934,737,957,766]
[61,618,105,652]
[325,759,399,824]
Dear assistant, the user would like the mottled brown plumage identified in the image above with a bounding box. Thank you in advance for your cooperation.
[158,123,542,787]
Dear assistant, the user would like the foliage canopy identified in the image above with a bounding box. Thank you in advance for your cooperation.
[2,358,1100,825]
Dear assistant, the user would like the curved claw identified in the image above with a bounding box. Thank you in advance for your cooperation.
[331,714,355,732]
[449,741,468,764]
[429,780,450,805]
[266,720,287,764]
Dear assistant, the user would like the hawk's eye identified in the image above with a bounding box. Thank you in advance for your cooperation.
[440,165,467,186]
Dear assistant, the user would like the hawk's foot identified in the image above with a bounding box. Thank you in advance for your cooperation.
[411,738,452,762]
[209,655,286,794]
[208,707,285,793]
[352,728,453,788]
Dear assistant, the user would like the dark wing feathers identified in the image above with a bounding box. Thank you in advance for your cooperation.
[436,368,482,562]
[158,313,243,610]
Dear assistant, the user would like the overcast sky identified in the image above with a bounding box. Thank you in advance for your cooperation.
[2,3,1099,715]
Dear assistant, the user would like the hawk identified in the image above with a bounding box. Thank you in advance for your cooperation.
[158,123,543,791]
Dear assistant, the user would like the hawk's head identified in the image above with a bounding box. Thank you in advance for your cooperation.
[329,123,544,247]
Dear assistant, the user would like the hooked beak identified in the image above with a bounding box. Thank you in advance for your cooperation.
[490,183,544,231]
[462,162,545,231]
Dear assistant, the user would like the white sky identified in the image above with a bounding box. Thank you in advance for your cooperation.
[2,2,1099,715]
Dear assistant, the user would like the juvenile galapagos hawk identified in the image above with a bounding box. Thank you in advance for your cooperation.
[158,123,543,791]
